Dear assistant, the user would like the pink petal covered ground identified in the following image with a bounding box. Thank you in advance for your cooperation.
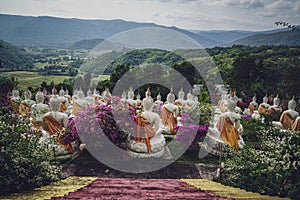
[52,178,234,200]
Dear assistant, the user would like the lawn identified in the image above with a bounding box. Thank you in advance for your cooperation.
[2,71,71,90]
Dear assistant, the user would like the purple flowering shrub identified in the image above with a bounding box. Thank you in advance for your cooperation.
[175,111,208,151]
[67,97,135,150]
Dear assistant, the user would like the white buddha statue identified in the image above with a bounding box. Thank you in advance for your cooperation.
[72,88,79,103]
[160,89,179,134]
[267,94,282,114]
[208,98,244,150]
[127,95,166,158]
[85,89,95,105]
[127,88,136,107]
[135,93,142,107]
[274,96,299,130]
[120,90,127,105]
[154,93,163,107]
[51,85,58,98]
[258,94,270,114]
[31,90,50,120]
[64,89,72,105]
[42,95,74,155]
[10,88,21,116]
[71,88,88,116]
[185,91,195,110]
[58,87,69,113]
[19,89,36,120]
[101,88,111,100]
[175,87,186,108]
[248,95,258,116]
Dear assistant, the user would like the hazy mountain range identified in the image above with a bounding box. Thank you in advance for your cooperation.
[0,14,299,48]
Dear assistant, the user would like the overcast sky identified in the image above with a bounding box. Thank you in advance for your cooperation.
[0,0,299,31]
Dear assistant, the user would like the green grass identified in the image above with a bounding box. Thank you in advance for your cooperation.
[2,71,71,90]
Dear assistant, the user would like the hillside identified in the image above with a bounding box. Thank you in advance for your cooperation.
[70,38,104,50]
[0,39,33,71]
[0,14,219,48]
[80,49,185,75]
[232,30,300,46]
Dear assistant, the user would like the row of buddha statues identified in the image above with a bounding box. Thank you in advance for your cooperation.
[8,86,201,158]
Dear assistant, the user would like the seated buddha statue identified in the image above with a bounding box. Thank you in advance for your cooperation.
[10,88,21,115]
[31,90,50,130]
[64,89,72,105]
[126,88,136,108]
[248,95,258,116]
[258,94,270,114]
[58,87,69,113]
[101,88,112,100]
[120,90,127,105]
[160,89,179,134]
[71,88,88,116]
[85,89,95,105]
[278,96,299,130]
[127,94,166,158]
[267,94,282,115]
[135,93,142,108]
[154,93,163,112]
[207,98,244,150]
[71,88,79,103]
[175,87,186,108]
[42,95,74,154]
[19,89,36,121]
[185,91,195,110]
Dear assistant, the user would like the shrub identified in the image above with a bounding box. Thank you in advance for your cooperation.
[0,96,61,195]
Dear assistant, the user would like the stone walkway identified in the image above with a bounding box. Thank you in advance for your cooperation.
[3,176,290,200]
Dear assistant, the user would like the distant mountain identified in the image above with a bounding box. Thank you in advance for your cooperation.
[191,28,290,45]
[0,39,33,71]
[70,38,104,50]
[232,30,300,46]
[0,14,219,48]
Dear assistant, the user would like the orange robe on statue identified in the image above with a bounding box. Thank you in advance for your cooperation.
[258,104,267,114]
[292,117,300,132]
[60,102,67,113]
[160,107,177,134]
[72,102,84,116]
[216,117,241,150]
[280,112,295,130]
[135,115,155,153]
[248,103,256,116]
[42,114,73,153]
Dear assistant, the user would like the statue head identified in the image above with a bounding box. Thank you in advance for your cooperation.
[24,89,32,100]
[167,88,175,103]
[87,89,92,97]
[288,96,297,110]
[52,85,57,95]
[187,91,193,101]
[49,96,60,112]
[12,89,19,98]
[35,91,44,104]
[73,88,78,96]
[252,95,257,102]
[128,87,134,100]
[263,94,268,104]
[143,96,153,111]
[65,89,69,95]
[136,93,141,100]
[178,87,184,100]
[122,91,126,99]
[227,99,236,112]
[59,87,65,97]
[157,93,161,101]
[274,94,280,106]
[77,88,85,99]
[145,87,151,98]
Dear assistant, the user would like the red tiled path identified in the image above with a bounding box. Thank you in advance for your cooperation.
[51,178,233,200]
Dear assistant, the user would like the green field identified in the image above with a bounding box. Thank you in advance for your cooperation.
[2,71,71,90]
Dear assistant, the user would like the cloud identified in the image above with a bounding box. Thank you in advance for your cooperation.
[256,11,277,18]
